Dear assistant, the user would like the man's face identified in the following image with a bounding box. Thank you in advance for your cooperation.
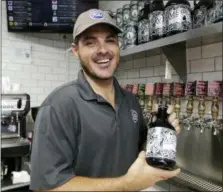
[72,24,120,80]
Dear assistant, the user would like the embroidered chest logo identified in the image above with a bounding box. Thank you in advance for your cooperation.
[131,109,138,123]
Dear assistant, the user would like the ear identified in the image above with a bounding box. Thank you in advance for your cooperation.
[72,43,79,59]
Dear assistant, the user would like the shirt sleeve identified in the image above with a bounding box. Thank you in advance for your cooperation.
[30,104,77,191]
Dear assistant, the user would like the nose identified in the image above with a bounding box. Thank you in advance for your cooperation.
[97,42,108,55]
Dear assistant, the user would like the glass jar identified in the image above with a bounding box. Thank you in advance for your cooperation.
[165,0,192,36]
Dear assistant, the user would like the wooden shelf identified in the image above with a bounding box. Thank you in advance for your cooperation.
[120,22,222,83]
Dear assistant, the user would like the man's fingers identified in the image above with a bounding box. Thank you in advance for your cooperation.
[167,105,174,114]
[154,168,181,179]
[168,112,176,123]
[138,151,146,159]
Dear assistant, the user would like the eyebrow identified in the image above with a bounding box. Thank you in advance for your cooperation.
[82,33,117,42]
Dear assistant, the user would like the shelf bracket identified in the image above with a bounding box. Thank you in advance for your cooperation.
[162,42,187,83]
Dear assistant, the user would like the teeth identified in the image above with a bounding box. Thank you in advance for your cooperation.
[97,59,110,63]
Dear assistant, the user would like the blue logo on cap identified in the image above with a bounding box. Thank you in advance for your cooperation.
[89,10,104,19]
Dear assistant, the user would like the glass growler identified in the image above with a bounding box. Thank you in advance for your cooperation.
[149,0,165,40]
[146,99,177,170]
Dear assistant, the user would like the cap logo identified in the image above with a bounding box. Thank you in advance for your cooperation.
[89,10,104,20]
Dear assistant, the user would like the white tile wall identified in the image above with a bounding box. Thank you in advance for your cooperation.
[1,1,79,110]
[116,41,223,117]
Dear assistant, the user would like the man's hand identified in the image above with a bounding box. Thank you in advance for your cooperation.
[124,151,181,191]
[152,104,181,135]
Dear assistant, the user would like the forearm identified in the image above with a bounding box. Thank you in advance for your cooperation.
[47,175,131,191]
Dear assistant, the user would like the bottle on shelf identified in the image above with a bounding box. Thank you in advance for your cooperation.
[130,1,139,22]
[206,0,222,24]
[146,98,177,170]
[164,0,192,36]
[149,0,165,40]
[193,0,213,28]
[138,1,151,45]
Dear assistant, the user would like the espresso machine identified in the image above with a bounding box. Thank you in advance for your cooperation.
[1,93,31,185]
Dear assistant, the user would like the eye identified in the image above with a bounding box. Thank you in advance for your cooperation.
[85,41,96,46]
[107,38,118,44]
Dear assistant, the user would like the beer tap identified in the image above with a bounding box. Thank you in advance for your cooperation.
[194,81,208,133]
[207,81,223,135]
[172,82,185,121]
[144,83,154,124]
[154,82,163,107]
[138,84,146,111]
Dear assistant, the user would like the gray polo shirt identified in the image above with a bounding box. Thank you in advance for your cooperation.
[30,70,147,190]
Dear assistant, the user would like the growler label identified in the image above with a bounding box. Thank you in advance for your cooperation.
[146,127,177,161]
[195,81,208,96]
[208,81,222,97]
[149,11,165,38]
[193,6,207,28]
[145,83,154,96]
[138,19,150,44]
[162,83,171,97]
[185,82,195,96]
[165,4,192,33]
[155,83,163,96]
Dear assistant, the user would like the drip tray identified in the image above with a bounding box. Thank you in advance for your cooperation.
[168,171,223,192]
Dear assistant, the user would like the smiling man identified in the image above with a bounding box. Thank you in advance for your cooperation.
[30,9,181,191]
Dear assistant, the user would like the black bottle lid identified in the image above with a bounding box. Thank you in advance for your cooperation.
[194,0,214,10]
[150,0,165,12]
[165,0,190,8]
[138,1,151,21]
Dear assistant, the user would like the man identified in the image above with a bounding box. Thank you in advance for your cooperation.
[30,9,181,191]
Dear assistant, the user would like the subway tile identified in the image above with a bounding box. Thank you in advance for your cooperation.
[187,46,201,60]
[203,71,222,81]
[139,67,153,77]
[202,42,222,58]
[133,57,146,68]
[127,69,139,78]
[146,55,161,66]
[154,65,165,76]
[191,58,215,72]
[215,56,222,71]
[187,73,202,81]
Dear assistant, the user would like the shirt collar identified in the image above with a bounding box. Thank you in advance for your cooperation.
[77,70,125,102]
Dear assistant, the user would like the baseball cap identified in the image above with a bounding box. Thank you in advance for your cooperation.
[73,9,122,41]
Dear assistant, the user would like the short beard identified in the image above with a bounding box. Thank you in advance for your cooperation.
[79,59,114,81]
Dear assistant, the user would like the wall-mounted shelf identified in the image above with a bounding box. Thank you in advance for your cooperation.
[120,22,222,82]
